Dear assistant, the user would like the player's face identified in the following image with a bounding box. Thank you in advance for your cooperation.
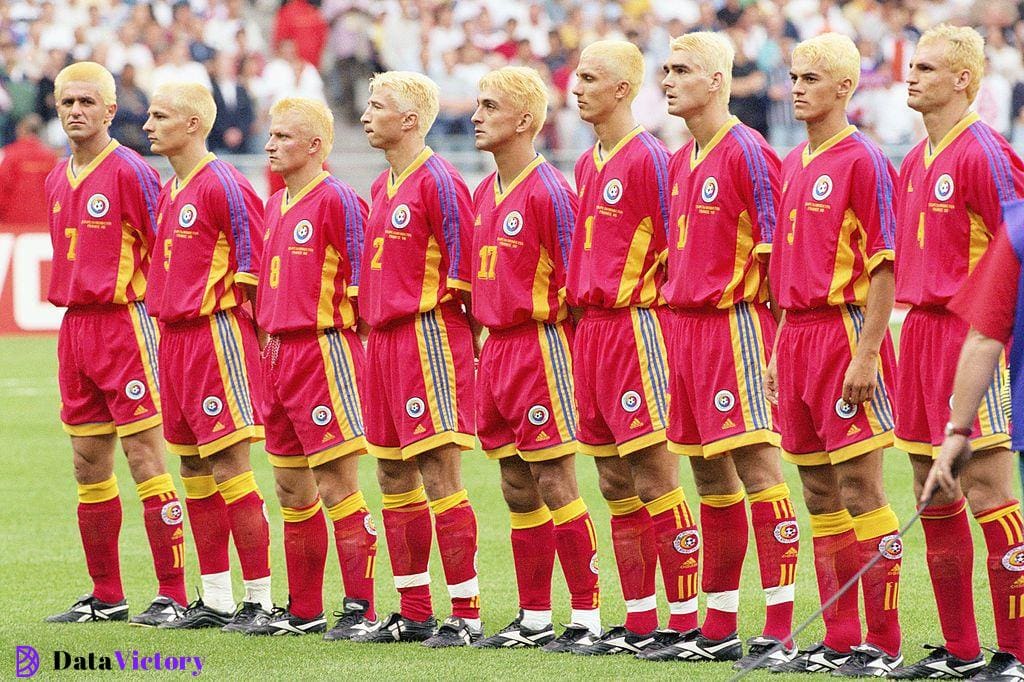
[361,87,408,150]
[143,95,191,157]
[471,87,525,152]
[789,55,848,123]
[56,82,116,144]
[906,40,959,114]
[661,49,714,118]
[573,56,622,125]
[265,111,314,176]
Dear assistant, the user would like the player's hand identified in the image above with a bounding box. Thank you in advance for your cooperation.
[765,355,779,405]
[842,350,878,405]
[922,436,972,503]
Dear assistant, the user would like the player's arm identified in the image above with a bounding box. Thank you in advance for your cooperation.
[433,166,477,342]
[966,135,1024,236]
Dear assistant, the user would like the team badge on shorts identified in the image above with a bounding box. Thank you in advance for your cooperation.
[673,529,700,554]
[86,193,110,218]
[1002,545,1024,572]
[406,397,425,419]
[527,405,550,426]
[834,399,858,419]
[621,390,642,413]
[364,514,377,536]
[602,179,624,205]
[701,177,719,203]
[179,204,198,228]
[714,389,735,413]
[502,210,524,236]
[773,520,800,544]
[160,501,183,525]
[878,534,903,560]
[202,396,223,416]
[391,204,411,229]
[311,405,333,426]
[934,174,954,202]
[812,175,833,201]
[124,380,147,400]
[293,219,314,244]
[589,554,599,574]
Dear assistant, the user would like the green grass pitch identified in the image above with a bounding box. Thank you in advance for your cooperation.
[0,333,1018,680]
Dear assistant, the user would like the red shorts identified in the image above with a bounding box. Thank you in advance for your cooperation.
[159,308,264,457]
[362,304,475,459]
[777,305,896,466]
[663,302,780,457]
[894,307,1009,457]
[259,327,367,467]
[573,306,669,457]
[477,321,577,462]
[58,302,162,437]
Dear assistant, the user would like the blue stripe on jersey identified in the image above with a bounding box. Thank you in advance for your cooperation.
[210,161,253,273]
[325,177,365,287]
[213,311,254,424]
[735,302,769,429]
[637,133,671,239]
[537,164,575,267]
[542,323,577,438]
[847,306,894,430]
[852,133,896,250]
[132,301,161,393]
[424,157,463,282]
[420,310,455,431]
[324,328,364,437]
[731,126,777,243]
[970,123,1019,203]
[635,308,669,424]
[114,148,160,233]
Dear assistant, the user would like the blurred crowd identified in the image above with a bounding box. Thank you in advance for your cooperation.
[2,0,1024,155]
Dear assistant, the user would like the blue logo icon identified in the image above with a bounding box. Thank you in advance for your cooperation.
[16,646,39,678]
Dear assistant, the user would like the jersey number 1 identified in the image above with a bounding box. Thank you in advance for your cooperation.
[478,245,498,280]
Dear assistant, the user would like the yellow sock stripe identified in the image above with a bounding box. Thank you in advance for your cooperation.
[748,482,791,504]
[1011,594,1024,620]
[851,504,899,541]
[78,476,119,503]
[809,509,854,537]
[607,496,644,516]
[510,506,552,530]
[700,490,746,509]
[976,504,1024,545]
[646,487,685,516]
[136,473,176,500]
[585,516,598,551]
[326,491,368,521]
[382,486,427,509]
[920,497,967,521]
[217,470,260,506]
[551,498,587,526]
[282,499,323,523]
[181,475,218,500]
[429,488,468,515]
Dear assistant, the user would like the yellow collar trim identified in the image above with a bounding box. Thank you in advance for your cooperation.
[494,154,544,206]
[387,146,433,199]
[593,125,643,171]
[802,125,856,167]
[170,152,216,201]
[66,139,119,189]
[691,116,740,170]
[924,111,980,168]
[281,170,330,215]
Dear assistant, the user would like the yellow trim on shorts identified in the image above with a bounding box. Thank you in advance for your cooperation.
[209,312,251,431]
[578,441,619,457]
[618,428,667,456]
[368,442,404,460]
[307,437,367,467]
[702,429,781,458]
[518,441,577,463]
[827,431,893,465]
[167,441,200,456]
[629,307,669,431]
[536,323,576,443]
[63,421,117,437]
[667,440,705,457]
[484,443,519,460]
[400,431,475,460]
[115,414,163,437]
[194,425,264,458]
[510,506,553,529]
[781,448,831,466]
[317,329,364,443]
[127,301,162,413]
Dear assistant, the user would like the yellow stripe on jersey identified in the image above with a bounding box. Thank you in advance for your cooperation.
[495,155,544,206]
[967,210,992,274]
[114,222,146,303]
[419,235,443,313]
[317,333,357,442]
[201,232,239,316]
[387,147,433,199]
[802,125,856,168]
[593,126,643,171]
[66,139,118,189]
[532,245,555,322]
[537,324,573,443]
[690,117,739,170]
[923,111,979,168]
[616,217,654,308]
[317,244,346,329]
[828,209,871,307]
[128,301,162,412]
[281,170,329,216]
[716,210,758,308]
[170,152,215,201]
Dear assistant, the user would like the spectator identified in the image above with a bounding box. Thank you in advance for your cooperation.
[272,0,327,68]
[253,38,326,110]
[321,0,377,124]
[209,52,255,154]
[150,39,211,92]
[109,63,151,155]
[0,113,58,224]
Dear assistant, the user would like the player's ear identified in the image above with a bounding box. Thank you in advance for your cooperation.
[308,135,322,158]
[709,70,723,95]
[615,79,631,102]
[104,102,118,126]
[402,110,419,133]
[186,114,202,135]
[517,111,532,135]
[836,77,852,101]
[954,68,971,94]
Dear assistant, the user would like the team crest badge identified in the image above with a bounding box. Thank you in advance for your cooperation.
[293,220,314,244]
[124,380,146,400]
[1002,545,1024,571]
[773,520,800,544]
[602,178,624,205]
[311,405,333,426]
[160,501,183,525]
[812,175,833,201]
[528,405,550,426]
[179,203,198,228]
[834,399,858,419]
[502,210,524,236]
[714,389,735,413]
[391,204,411,229]
[620,390,642,413]
[406,397,425,418]
[701,177,719,203]
[878,533,903,560]
[673,529,700,554]
[202,395,223,416]
[934,174,954,202]
[589,554,599,574]
[364,514,377,536]
[86,193,109,218]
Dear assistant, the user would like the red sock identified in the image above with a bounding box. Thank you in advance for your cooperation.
[852,505,902,657]
[608,497,658,634]
[648,488,698,632]
[921,498,979,660]
[182,476,230,576]
[552,499,600,611]
[77,477,124,603]
[431,490,480,620]
[810,511,862,654]
[510,509,555,611]
[282,501,327,619]
[219,472,271,580]
[382,488,433,621]
[750,483,799,645]
[977,502,1024,660]
[328,492,377,620]
[700,492,748,640]
[137,473,187,606]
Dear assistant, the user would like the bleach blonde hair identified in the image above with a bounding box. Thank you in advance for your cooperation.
[792,32,861,99]
[153,81,217,138]
[54,61,117,106]
[269,97,335,161]
[368,71,440,137]
[669,31,736,104]
[478,66,549,138]
[917,24,985,102]
[580,40,645,103]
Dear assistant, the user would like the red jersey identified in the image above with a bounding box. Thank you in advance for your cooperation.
[1,135,59,224]
[471,155,576,330]
[896,111,1024,307]
[358,147,473,328]
[950,224,1019,345]
[257,170,367,334]
[566,126,671,309]
[769,125,897,311]
[46,139,161,307]
[147,153,264,323]
[664,117,780,309]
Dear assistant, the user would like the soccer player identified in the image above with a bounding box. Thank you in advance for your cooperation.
[44,61,187,627]
[467,66,601,650]
[891,25,1024,680]
[765,33,903,676]
[649,33,799,668]
[142,81,272,632]
[247,97,378,639]
[565,39,695,656]
[355,71,481,647]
